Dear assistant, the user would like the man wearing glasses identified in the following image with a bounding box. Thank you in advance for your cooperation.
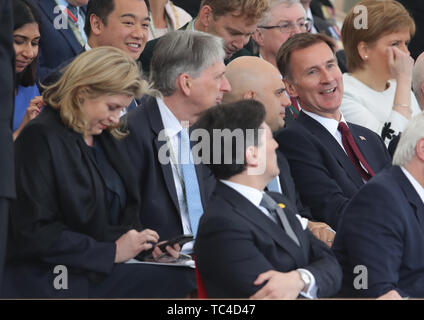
[252,0,310,69]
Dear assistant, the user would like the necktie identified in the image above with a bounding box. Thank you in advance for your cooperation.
[290,97,301,119]
[267,177,280,193]
[179,128,203,238]
[260,193,300,246]
[338,122,375,181]
[66,5,85,47]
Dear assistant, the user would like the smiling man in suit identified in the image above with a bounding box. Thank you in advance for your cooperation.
[334,113,424,298]
[193,99,342,298]
[275,33,391,230]
[34,0,88,80]
[124,30,231,253]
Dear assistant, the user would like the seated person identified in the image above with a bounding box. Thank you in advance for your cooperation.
[12,0,45,140]
[193,100,342,298]
[340,0,421,146]
[333,113,424,298]
[2,47,195,298]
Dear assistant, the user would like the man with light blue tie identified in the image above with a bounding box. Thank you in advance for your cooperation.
[124,30,231,251]
[222,55,336,245]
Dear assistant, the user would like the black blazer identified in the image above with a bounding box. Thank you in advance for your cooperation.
[124,96,216,241]
[194,182,342,298]
[0,0,15,199]
[397,0,424,60]
[275,111,391,230]
[34,0,86,81]
[334,166,424,298]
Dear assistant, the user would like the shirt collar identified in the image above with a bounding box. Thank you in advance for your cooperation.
[220,180,263,208]
[157,97,183,139]
[302,109,347,136]
[401,167,424,204]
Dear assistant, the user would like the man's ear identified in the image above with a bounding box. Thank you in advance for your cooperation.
[251,28,264,47]
[90,14,103,36]
[177,73,192,96]
[283,78,298,98]
[245,145,259,168]
[242,90,257,100]
[198,5,213,30]
[416,138,424,162]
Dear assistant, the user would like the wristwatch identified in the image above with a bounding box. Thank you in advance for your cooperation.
[297,270,311,293]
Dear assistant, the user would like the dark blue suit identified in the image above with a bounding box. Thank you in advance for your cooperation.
[275,111,391,230]
[333,166,424,298]
[34,0,85,81]
[124,96,215,242]
[194,182,342,298]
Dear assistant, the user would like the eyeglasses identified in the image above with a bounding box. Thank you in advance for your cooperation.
[258,19,312,33]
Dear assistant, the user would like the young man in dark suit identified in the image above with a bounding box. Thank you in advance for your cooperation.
[0,0,16,291]
[124,30,231,254]
[334,113,424,298]
[223,55,336,245]
[34,0,88,81]
[275,33,391,230]
[193,100,342,298]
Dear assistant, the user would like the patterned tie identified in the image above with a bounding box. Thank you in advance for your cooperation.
[260,193,300,246]
[66,4,85,47]
[179,128,203,238]
[337,122,375,181]
[267,177,280,193]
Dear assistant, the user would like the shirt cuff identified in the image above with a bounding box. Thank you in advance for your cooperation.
[297,268,318,299]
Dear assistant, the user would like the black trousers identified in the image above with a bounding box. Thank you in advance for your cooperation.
[0,198,9,291]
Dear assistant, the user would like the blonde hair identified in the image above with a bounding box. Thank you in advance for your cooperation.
[43,46,148,137]
[200,0,269,20]
[342,0,415,72]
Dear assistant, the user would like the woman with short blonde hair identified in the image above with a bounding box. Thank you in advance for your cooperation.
[340,0,421,146]
[3,47,196,298]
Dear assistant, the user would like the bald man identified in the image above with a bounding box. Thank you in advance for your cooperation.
[223,56,336,246]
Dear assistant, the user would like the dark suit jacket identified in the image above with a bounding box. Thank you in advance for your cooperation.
[0,0,15,200]
[124,96,216,241]
[138,22,254,75]
[3,105,195,298]
[194,182,342,298]
[333,166,424,298]
[275,111,391,230]
[34,0,85,81]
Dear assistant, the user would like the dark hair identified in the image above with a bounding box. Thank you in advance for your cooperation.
[192,99,266,180]
[276,32,336,81]
[84,0,116,37]
[13,0,41,87]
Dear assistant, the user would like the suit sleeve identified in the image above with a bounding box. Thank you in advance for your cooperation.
[333,182,407,298]
[10,124,115,275]
[276,128,350,229]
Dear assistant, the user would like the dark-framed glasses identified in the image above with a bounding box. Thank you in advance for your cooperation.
[258,19,312,33]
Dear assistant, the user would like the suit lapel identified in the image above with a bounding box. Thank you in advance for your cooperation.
[217,183,307,266]
[298,112,364,188]
[146,98,180,214]
[393,166,424,231]
[39,0,83,54]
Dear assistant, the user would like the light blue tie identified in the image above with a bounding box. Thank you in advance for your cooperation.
[179,128,203,238]
[267,177,280,193]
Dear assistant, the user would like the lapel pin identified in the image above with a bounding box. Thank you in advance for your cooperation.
[278,203,286,209]
[359,136,366,141]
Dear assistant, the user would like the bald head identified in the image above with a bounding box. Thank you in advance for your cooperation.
[412,52,424,109]
[223,56,291,131]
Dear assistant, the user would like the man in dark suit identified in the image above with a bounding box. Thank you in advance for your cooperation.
[124,31,231,253]
[139,0,269,74]
[0,0,16,291]
[193,100,342,298]
[223,55,336,245]
[34,0,88,81]
[333,113,424,298]
[275,33,391,230]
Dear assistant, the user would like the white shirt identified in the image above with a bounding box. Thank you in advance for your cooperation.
[306,8,318,34]
[220,180,318,298]
[157,97,194,253]
[341,73,421,145]
[401,167,424,204]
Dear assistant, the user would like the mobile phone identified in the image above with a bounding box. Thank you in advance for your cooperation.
[156,234,194,252]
